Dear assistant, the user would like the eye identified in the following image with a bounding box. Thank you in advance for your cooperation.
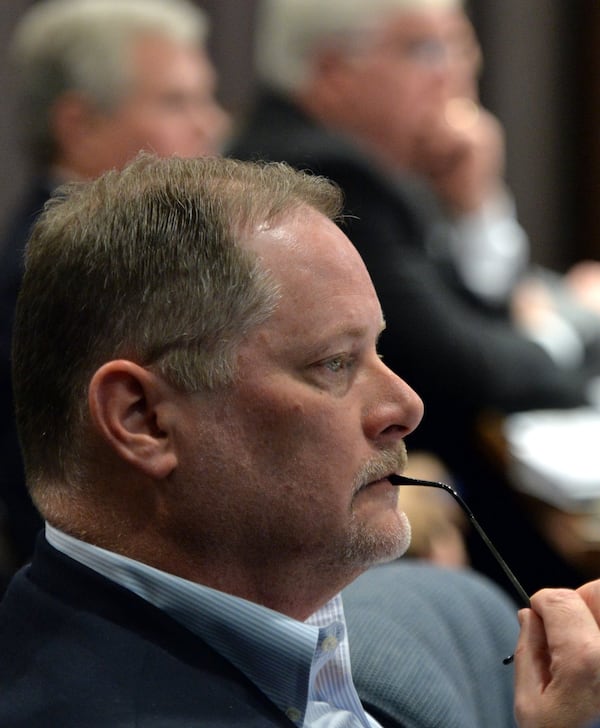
[324,356,343,372]
[307,350,362,395]
[322,355,355,373]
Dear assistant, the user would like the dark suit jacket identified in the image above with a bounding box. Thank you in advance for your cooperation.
[0,181,52,386]
[0,183,49,577]
[0,536,295,727]
[229,91,589,594]
[0,537,518,727]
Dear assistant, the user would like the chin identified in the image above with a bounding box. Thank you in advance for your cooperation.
[377,510,412,562]
[343,510,412,569]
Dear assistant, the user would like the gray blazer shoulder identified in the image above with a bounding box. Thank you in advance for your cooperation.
[343,560,519,728]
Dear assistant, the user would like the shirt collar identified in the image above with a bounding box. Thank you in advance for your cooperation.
[45,523,346,725]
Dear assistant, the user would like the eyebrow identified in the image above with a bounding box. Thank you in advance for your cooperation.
[298,319,385,363]
[330,318,386,345]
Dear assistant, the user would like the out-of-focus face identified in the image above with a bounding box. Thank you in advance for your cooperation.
[169,206,423,612]
[441,7,482,99]
[330,7,479,167]
[79,34,230,175]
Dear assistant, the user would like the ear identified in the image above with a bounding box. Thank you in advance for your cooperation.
[51,91,103,160]
[88,360,178,480]
[314,46,347,77]
[306,46,361,105]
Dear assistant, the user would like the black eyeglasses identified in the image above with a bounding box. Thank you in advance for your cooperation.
[389,474,530,665]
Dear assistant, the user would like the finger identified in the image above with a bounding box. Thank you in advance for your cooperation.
[530,588,600,657]
[577,580,600,623]
[514,608,550,695]
[517,589,600,728]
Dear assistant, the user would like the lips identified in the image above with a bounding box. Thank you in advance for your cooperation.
[359,473,399,492]
[352,445,408,494]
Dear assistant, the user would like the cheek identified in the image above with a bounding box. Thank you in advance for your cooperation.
[361,81,419,134]
[241,400,361,503]
[139,121,186,155]
[121,108,188,153]
[149,119,213,158]
[246,402,331,459]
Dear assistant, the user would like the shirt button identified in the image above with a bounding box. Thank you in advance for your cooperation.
[285,707,302,722]
[322,635,338,651]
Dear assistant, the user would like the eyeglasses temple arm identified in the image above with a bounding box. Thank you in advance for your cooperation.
[390,474,530,609]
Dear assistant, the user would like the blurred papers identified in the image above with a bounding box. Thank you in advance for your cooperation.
[504,407,600,512]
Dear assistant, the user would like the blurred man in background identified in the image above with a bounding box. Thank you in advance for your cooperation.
[0,0,230,585]
[230,0,598,594]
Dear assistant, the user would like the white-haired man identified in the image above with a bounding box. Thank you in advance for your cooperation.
[230,0,596,595]
[0,0,230,581]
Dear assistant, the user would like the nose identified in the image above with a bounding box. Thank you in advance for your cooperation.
[363,357,424,444]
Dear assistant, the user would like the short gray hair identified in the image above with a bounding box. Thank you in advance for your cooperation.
[255,0,463,94]
[11,0,208,166]
[13,154,343,501]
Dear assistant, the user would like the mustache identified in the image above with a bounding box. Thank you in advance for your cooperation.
[352,442,408,495]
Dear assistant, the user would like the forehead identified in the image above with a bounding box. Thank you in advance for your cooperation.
[244,206,384,338]
[246,206,372,288]
[129,33,215,85]
[375,6,467,42]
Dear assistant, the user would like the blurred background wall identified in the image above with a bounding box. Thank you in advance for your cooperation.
[1,0,599,269]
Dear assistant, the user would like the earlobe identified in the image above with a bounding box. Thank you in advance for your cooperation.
[88,360,178,479]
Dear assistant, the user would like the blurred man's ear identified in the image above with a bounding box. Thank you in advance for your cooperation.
[88,360,178,480]
[51,92,98,158]
[296,46,361,121]
[312,45,359,88]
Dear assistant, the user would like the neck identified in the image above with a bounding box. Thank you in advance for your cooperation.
[123,538,360,621]
[49,483,364,621]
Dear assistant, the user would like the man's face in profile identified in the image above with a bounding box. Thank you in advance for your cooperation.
[166,206,423,606]
[331,7,475,167]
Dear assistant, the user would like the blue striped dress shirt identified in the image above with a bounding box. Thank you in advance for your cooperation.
[46,523,382,727]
